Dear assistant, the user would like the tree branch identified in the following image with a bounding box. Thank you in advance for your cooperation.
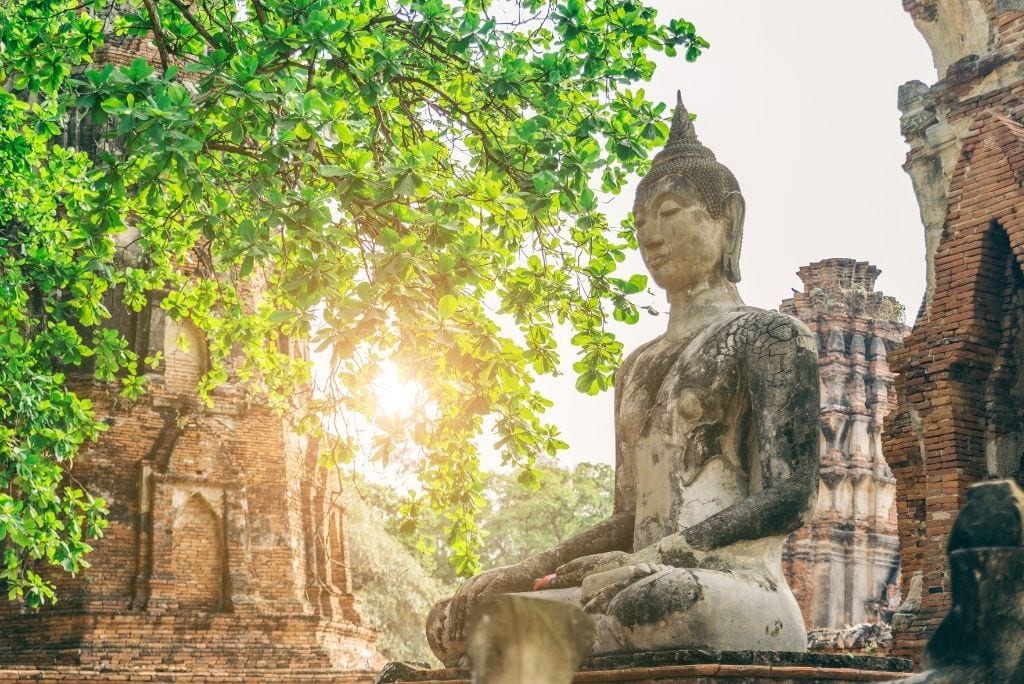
[140,0,170,72]
[165,0,220,49]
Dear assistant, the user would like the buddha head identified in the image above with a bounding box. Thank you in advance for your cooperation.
[633,94,745,294]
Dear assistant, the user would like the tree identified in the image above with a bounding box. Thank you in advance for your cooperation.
[0,0,706,602]
[477,461,613,569]
[345,460,612,662]
[350,461,613,585]
[343,483,447,664]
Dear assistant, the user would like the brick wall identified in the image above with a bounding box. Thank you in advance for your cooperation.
[888,2,1024,661]
[0,333,382,677]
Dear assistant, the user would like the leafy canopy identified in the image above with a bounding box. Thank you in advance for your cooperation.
[0,0,705,597]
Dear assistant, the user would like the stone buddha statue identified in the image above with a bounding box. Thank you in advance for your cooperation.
[426,95,820,664]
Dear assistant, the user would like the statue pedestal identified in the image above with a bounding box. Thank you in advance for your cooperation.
[377,650,914,683]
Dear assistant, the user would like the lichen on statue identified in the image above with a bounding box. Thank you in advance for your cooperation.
[426,94,820,665]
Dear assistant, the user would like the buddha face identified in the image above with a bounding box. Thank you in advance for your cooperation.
[634,177,736,294]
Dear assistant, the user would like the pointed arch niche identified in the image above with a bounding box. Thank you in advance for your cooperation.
[885,114,1024,658]
[981,223,1024,486]
[172,493,227,611]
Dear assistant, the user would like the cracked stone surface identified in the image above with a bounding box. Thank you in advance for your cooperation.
[425,96,820,666]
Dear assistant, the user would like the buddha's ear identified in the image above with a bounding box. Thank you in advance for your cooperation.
[723,192,745,283]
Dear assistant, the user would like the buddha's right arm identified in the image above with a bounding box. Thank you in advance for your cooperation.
[520,346,639,578]
[520,511,635,577]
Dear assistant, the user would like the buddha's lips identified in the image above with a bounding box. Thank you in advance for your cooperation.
[533,574,556,591]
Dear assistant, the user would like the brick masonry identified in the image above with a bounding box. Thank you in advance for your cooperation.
[887,0,1024,665]
[0,34,381,681]
[0,306,382,678]
[780,260,906,635]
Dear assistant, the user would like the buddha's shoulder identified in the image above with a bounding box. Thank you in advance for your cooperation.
[724,308,817,353]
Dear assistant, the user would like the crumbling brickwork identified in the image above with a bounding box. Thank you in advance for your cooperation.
[887,0,1024,664]
[0,297,381,678]
[780,260,906,634]
[0,34,380,681]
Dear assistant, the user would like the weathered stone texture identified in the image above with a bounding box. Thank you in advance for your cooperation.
[899,480,1024,683]
[426,98,820,665]
[779,260,906,633]
[888,0,1024,665]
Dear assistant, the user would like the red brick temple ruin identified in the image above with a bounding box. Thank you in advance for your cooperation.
[0,37,380,684]
[886,0,1024,664]
[780,260,906,637]
[0,269,380,683]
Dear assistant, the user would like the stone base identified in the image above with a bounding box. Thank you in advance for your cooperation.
[0,669,375,682]
[0,610,382,681]
[377,650,914,683]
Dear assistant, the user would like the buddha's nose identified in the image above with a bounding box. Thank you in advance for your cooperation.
[641,233,664,250]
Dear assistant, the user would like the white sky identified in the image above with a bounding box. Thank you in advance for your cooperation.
[530,1,938,468]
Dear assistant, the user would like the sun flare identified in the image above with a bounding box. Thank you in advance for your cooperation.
[372,362,421,417]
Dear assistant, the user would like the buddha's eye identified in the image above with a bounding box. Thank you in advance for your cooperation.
[658,203,681,218]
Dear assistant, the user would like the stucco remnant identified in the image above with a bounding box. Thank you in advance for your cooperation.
[780,259,907,635]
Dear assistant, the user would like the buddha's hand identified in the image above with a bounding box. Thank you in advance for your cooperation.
[547,551,631,589]
[581,561,672,614]
[446,563,536,639]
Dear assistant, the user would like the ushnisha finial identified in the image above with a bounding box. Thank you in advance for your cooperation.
[636,91,740,219]
[666,91,697,148]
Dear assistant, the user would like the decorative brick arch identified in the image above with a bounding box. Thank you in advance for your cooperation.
[169,492,228,612]
[885,113,1024,659]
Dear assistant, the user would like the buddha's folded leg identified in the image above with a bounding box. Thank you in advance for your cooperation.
[592,567,807,655]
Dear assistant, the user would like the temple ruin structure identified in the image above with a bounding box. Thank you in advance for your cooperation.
[0,37,380,682]
[780,260,906,632]
[886,0,1024,664]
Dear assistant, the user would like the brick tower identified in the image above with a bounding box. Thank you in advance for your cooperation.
[780,260,906,633]
[887,0,1024,664]
[0,37,380,682]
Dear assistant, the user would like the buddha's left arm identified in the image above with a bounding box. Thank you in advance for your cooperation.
[683,314,820,551]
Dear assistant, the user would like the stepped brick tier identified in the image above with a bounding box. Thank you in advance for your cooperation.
[885,0,1024,665]
[377,650,914,684]
[0,32,380,682]
[780,260,907,634]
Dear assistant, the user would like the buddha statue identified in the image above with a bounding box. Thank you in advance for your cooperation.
[426,95,820,664]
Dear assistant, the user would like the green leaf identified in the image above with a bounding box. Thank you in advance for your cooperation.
[269,310,299,324]
[438,294,457,319]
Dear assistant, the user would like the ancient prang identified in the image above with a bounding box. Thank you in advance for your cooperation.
[886,0,1024,664]
[780,260,906,635]
[0,37,380,682]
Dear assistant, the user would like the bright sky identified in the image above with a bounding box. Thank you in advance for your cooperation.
[531,1,939,468]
